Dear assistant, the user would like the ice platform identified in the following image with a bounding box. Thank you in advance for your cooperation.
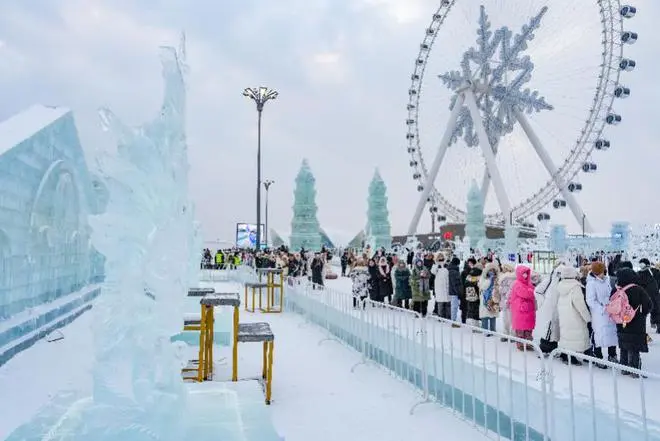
[185,380,283,441]
[5,381,283,441]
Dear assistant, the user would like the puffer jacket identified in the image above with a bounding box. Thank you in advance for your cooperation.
[509,266,536,331]
[478,262,500,318]
[585,273,618,348]
[556,278,592,352]
[431,263,450,302]
[411,266,431,301]
[498,272,516,311]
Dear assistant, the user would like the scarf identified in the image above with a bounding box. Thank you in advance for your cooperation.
[482,275,494,307]
[417,268,429,292]
[379,264,390,277]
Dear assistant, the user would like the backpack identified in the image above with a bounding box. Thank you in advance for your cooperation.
[606,284,639,327]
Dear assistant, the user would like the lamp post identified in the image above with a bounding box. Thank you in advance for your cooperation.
[243,87,278,251]
[263,179,274,248]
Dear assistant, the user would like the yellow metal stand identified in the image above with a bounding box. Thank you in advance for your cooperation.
[244,282,268,312]
[231,305,239,381]
[264,340,274,405]
[182,292,240,383]
[257,269,284,313]
[181,304,214,381]
[233,321,275,405]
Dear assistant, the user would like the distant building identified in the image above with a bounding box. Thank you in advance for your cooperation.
[392,223,537,249]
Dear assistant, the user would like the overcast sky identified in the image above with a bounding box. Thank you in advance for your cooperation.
[0,0,658,246]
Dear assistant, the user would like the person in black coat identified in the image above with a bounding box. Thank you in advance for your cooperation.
[311,254,325,287]
[367,258,382,302]
[376,257,393,303]
[447,257,463,323]
[340,251,349,277]
[614,268,653,374]
[406,250,414,268]
[638,258,660,332]
[460,257,477,324]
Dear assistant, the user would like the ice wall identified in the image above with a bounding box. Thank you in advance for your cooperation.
[0,105,105,365]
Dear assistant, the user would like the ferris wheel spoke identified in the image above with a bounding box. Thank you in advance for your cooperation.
[514,109,593,232]
[408,93,466,235]
[464,88,512,225]
[479,105,506,204]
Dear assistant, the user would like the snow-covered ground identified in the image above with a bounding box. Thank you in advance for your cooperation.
[0,280,490,441]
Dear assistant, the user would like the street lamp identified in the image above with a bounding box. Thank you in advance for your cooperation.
[243,86,278,251]
[263,179,274,248]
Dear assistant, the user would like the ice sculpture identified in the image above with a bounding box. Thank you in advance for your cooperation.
[290,159,322,251]
[611,221,631,252]
[365,169,392,251]
[44,39,195,440]
[465,180,486,248]
[549,225,568,254]
[503,225,520,261]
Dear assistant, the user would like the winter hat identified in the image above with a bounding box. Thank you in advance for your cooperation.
[619,261,634,270]
[591,261,606,276]
[560,266,580,280]
[451,257,461,266]
[616,267,638,286]
[501,263,515,273]
[639,258,651,268]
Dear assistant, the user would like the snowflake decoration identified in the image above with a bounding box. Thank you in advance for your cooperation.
[438,5,553,147]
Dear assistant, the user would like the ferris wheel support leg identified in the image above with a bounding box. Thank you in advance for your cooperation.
[464,89,513,227]
[406,93,466,236]
[514,110,594,234]
[479,108,507,204]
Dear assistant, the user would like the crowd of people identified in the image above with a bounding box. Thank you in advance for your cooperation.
[344,248,659,375]
[201,246,333,287]
[201,245,658,374]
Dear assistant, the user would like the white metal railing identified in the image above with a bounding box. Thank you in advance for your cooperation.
[283,278,660,441]
[198,265,257,283]
[545,347,660,441]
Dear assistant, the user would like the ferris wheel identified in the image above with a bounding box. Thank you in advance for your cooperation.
[405,1,638,235]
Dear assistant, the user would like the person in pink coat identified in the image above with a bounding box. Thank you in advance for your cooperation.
[508,266,536,350]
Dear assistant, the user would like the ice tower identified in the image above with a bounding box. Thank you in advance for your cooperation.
[290,159,322,251]
[465,180,486,248]
[365,169,392,251]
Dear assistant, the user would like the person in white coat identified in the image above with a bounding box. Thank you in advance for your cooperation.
[556,266,592,365]
[497,264,516,341]
[533,264,564,355]
[431,254,451,319]
[585,261,618,364]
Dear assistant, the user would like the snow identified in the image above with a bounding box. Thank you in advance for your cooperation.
[0,279,489,441]
[0,310,94,440]
[208,281,489,441]
[0,104,70,155]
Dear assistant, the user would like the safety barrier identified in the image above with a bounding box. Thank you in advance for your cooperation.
[200,266,257,284]
[284,278,660,441]
[545,347,660,441]
[425,316,548,440]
